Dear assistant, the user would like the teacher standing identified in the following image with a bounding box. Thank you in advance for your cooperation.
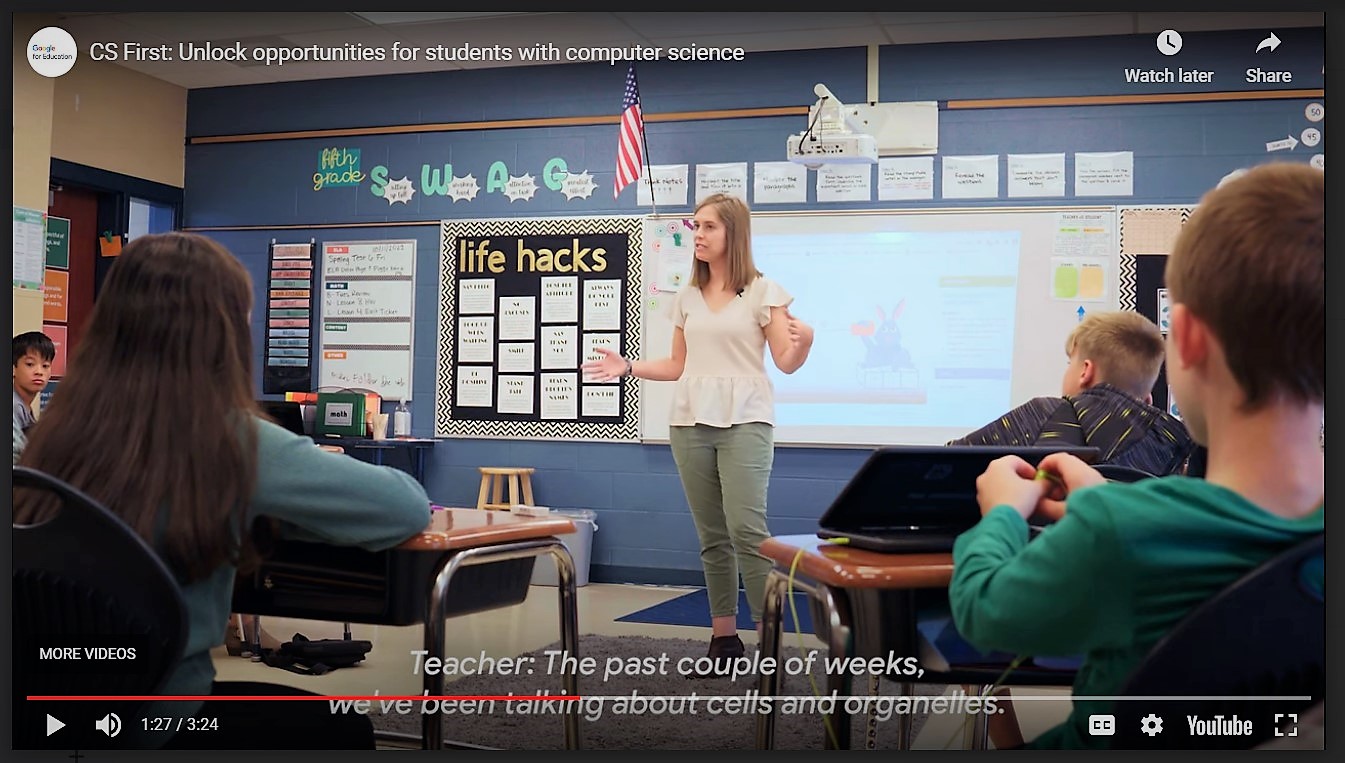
[583,193,814,672]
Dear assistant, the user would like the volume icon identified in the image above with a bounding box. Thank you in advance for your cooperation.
[95,712,122,737]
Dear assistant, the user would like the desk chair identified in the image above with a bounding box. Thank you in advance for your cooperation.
[1109,533,1324,749]
[15,466,384,750]
[12,465,188,750]
[903,644,1075,748]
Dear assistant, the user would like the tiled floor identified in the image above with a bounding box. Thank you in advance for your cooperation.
[218,582,1071,750]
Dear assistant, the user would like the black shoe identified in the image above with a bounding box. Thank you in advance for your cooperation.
[686,635,745,679]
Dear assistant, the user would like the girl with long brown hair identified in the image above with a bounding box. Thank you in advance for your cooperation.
[17,232,430,748]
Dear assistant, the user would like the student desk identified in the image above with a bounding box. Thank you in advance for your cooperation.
[233,507,581,751]
[754,534,954,751]
[312,436,438,484]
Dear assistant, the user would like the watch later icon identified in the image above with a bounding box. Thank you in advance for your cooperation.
[1157,30,1182,56]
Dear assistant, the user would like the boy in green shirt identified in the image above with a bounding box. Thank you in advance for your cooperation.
[949,162,1324,749]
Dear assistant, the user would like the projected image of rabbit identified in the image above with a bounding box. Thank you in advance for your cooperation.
[707,225,1021,443]
[852,301,921,391]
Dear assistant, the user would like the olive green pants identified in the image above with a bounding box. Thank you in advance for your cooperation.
[669,422,775,623]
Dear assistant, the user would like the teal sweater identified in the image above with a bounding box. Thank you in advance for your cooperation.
[156,419,430,709]
[949,476,1323,749]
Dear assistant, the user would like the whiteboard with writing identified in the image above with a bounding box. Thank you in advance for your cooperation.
[318,239,415,401]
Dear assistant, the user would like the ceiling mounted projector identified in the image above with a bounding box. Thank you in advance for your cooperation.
[787,83,940,168]
[787,83,879,170]
[787,132,879,167]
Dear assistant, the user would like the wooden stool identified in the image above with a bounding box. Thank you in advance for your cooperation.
[476,467,535,510]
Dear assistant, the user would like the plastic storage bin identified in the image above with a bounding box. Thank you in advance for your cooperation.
[530,509,598,587]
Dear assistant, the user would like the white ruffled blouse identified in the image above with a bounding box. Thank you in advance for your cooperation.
[669,275,793,428]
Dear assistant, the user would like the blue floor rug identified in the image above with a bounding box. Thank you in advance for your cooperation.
[616,588,814,634]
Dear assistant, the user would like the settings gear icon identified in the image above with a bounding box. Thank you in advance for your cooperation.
[1140,714,1164,736]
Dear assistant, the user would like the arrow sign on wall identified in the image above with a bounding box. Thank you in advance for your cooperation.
[1266,135,1299,152]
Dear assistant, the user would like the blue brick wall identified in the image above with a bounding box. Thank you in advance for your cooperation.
[185,27,1322,583]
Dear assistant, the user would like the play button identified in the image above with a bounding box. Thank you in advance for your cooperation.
[46,714,65,736]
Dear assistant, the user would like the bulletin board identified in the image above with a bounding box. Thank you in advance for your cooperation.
[1118,205,1197,419]
[434,215,644,441]
[317,238,416,401]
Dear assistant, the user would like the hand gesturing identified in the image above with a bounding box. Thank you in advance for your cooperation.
[581,347,627,382]
[785,308,813,348]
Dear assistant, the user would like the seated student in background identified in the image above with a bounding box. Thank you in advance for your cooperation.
[12,330,54,437]
[14,232,432,750]
[949,162,1323,749]
[949,310,1194,479]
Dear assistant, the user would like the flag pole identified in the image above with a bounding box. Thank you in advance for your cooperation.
[638,73,657,219]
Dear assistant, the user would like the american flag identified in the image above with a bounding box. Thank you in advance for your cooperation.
[613,63,645,199]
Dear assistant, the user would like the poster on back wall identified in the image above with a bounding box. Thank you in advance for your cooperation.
[436,215,643,441]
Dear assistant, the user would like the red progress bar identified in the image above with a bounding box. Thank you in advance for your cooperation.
[29,695,582,701]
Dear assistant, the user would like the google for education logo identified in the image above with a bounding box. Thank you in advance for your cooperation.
[27,27,78,77]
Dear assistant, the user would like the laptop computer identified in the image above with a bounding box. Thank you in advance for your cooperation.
[816,445,1100,553]
[258,399,308,437]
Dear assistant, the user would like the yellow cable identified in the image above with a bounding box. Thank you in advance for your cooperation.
[939,653,1029,750]
[785,542,844,749]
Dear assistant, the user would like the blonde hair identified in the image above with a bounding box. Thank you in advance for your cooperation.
[689,193,760,294]
[1065,311,1165,399]
[1165,162,1323,409]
